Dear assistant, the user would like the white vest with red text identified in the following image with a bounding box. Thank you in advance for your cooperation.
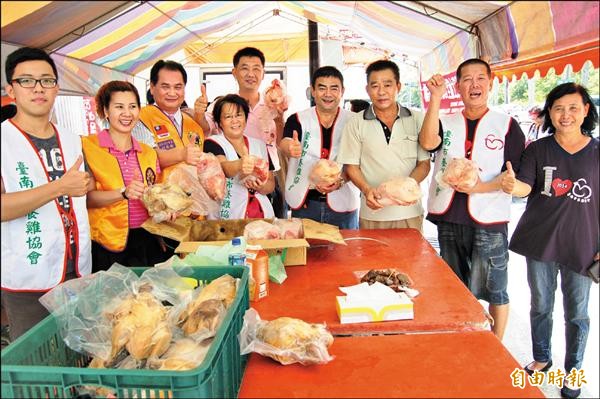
[285,107,360,212]
[1,120,91,291]
[207,134,274,220]
[427,110,512,224]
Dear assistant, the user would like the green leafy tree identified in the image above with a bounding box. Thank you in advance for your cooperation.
[509,77,529,104]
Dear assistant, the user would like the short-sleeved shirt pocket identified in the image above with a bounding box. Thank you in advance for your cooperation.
[393,133,419,160]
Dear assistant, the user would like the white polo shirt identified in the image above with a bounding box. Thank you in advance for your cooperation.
[337,104,430,221]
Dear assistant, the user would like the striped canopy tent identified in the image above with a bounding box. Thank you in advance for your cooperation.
[1,1,598,96]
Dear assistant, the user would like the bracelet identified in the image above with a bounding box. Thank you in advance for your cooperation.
[120,187,128,200]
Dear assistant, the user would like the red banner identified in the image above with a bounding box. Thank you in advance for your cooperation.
[420,72,464,114]
[83,97,101,135]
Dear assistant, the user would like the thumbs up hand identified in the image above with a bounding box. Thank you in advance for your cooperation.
[59,155,90,197]
[501,161,517,194]
[240,147,255,176]
[184,135,203,165]
[194,84,208,115]
[288,130,302,158]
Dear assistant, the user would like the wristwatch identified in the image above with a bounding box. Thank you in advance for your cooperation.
[120,187,128,200]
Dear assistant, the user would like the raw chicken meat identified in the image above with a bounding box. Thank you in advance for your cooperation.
[437,158,479,189]
[177,274,237,338]
[273,218,303,239]
[147,338,210,371]
[241,155,270,186]
[256,316,334,365]
[244,220,281,240]
[251,156,269,182]
[197,153,226,201]
[142,183,193,223]
[104,291,172,363]
[309,159,341,187]
[261,79,289,122]
[167,164,220,216]
[375,176,422,206]
[263,79,289,117]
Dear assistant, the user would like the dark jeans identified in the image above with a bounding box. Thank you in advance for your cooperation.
[527,258,592,372]
[291,199,359,229]
[268,178,288,219]
[92,228,173,272]
[437,221,509,305]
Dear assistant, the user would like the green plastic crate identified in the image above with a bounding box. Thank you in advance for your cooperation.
[1,265,249,398]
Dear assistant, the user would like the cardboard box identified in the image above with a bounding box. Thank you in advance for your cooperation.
[172,218,344,266]
[336,291,414,324]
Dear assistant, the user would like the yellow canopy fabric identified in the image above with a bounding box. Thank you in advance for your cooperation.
[184,34,308,64]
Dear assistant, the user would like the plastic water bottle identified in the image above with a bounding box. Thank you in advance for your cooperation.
[228,237,246,266]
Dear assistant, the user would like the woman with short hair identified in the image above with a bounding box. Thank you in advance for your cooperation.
[203,94,276,219]
[503,82,599,399]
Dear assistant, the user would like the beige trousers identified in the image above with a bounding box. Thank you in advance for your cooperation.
[359,215,424,232]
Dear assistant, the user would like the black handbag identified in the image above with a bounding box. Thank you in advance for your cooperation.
[588,260,599,284]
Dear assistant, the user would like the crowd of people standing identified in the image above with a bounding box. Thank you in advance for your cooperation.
[1,45,597,398]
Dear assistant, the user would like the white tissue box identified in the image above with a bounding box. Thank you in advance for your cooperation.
[336,291,414,324]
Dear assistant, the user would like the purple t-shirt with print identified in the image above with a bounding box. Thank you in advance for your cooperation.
[509,136,599,274]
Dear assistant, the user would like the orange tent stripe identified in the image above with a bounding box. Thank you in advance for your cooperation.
[492,40,599,79]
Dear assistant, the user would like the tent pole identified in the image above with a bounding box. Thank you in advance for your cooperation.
[308,20,319,106]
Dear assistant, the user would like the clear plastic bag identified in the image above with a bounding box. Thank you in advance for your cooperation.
[142,182,193,223]
[197,152,226,201]
[273,217,303,239]
[173,274,238,341]
[309,159,341,188]
[167,163,221,216]
[436,158,480,189]
[238,308,334,365]
[146,337,212,370]
[243,220,281,240]
[39,264,194,363]
[374,176,422,206]
[263,79,289,120]
[240,155,270,186]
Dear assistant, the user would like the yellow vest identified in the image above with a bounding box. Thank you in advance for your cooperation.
[82,134,158,252]
[139,105,204,180]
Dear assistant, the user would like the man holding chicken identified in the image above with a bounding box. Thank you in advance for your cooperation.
[337,59,430,231]
[280,66,360,229]
[196,47,287,218]
[419,58,525,340]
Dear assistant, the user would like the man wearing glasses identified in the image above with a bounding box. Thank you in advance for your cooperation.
[1,47,92,340]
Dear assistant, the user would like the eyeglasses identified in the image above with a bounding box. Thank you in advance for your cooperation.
[11,78,57,89]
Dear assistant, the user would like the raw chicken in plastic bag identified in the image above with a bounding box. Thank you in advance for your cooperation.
[273,218,303,239]
[173,274,238,342]
[436,158,480,190]
[238,308,334,365]
[240,155,270,186]
[196,152,226,201]
[39,263,195,366]
[309,159,342,188]
[142,182,193,223]
[167,163,221,216]
[374,176,422,206]
[244,220,281,240]
[146,337,212,370]
[263,79,289,119]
